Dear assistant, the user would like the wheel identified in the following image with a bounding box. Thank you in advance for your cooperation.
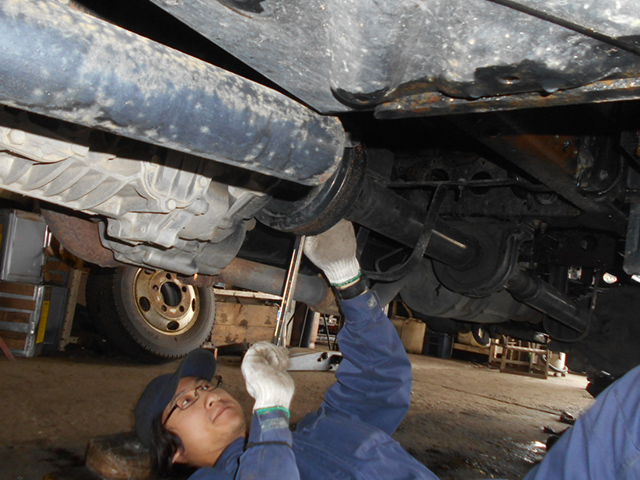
[471,325,491,347]
[86,266,215,363]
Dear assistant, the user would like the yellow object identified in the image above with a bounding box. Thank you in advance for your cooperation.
[36,300,50,344]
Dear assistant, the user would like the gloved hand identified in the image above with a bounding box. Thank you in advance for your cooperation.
[241,342,295,412]
[303,219,361,287]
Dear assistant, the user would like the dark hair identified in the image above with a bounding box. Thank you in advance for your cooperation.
[149,414,185,478]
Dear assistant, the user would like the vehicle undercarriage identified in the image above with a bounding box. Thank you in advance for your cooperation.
[1,0,640,372]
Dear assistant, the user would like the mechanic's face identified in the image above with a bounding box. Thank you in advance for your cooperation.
[163,376,246,467]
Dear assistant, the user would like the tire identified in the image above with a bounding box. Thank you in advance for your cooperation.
[86,266,215,363]
[471,325,491,347]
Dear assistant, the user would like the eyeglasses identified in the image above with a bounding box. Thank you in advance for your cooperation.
[163,375,223,427]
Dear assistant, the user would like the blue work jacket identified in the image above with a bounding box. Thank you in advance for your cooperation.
[523,364,640,480]
[190,290,439,480]
[189,289,640,480]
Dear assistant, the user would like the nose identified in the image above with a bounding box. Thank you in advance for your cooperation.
[203,390,221,409]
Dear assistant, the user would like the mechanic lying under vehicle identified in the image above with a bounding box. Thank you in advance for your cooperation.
[134,220,640,480]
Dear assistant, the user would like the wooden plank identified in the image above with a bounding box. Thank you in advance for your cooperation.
[210,325,274,346]
[453,342,491,355]
[503,346,548,354]
[0,282,36,296]
[214,288,282,302]
[210,303,280,346]
[2,335,27,352]
[214,303,278,327]
[0,297,37,311]
[0,310,32,324]
[3,337,27,350]
[42,272,67,285]
[0,329,27,343]
[42,257,72,286]
[44,258,73,272]
[489,340,501,364]
[58,260,83,350]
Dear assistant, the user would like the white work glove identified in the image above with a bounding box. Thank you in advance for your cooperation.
[241,342,295,412]
[303,219,361,287]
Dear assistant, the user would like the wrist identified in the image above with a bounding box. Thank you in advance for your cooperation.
[255,406,290,417]
[252,389,294,411]
[334,275,369,300]
[331,271,362,288]
[248,407,292,448]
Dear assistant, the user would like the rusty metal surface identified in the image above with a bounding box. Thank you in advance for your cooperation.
[376,77,640,119]
[452,113,628,233]
[216,258,338,315]
[178,273,216,289]
[41,209,120,268]
[149,0,640,113]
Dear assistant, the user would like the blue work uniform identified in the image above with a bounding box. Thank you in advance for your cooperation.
[191,289,640,480]
[190,290,439,480]
[523,363,640,480]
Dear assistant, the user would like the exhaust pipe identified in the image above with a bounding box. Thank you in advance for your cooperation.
[217,258,339,315]
[0,0,345,185]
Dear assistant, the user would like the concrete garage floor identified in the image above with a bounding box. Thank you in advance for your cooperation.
[0,349,593,480]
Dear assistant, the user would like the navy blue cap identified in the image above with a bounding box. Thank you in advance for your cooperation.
[134,349,217,447]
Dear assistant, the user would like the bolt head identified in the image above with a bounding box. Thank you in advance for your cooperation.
[8,130,26,145]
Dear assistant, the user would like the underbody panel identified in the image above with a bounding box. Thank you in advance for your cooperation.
[0,0,639,373]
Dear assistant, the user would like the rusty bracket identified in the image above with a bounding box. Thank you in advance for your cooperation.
[376,77,640,119]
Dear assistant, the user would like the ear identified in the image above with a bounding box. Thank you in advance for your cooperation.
[172,448,187,465]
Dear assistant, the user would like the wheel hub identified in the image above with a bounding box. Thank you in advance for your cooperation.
[132,269,200,334]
